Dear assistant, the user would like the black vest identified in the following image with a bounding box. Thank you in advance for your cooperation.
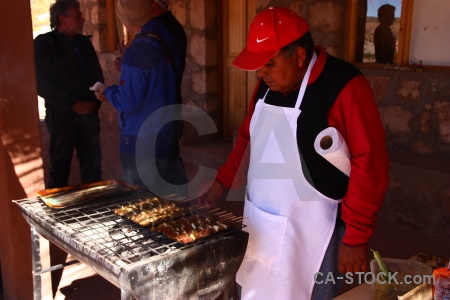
[255,55,361,223]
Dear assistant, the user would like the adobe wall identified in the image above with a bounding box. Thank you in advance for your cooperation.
[364,68,450,241]
[0,0,44,298]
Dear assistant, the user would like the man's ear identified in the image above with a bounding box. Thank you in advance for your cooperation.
[59,15,66,28]
[296,47,307,67]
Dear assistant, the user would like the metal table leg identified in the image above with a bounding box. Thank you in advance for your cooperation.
[121,286,134,300]
[30,226,43,300]
[30,226,79,299]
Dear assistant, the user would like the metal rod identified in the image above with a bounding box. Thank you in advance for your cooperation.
[38,259,80,274]
[30,226,42,300]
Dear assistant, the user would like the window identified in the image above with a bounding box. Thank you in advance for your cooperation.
[362,1,401,64]
[346,0,450,67]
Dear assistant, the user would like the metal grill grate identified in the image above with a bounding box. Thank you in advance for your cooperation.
[15,185,248,300]
[15,190,232,267]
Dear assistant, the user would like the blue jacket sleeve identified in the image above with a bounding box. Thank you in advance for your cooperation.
[104,69,152,114]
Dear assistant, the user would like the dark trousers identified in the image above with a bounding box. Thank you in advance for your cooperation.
[120,152,188,197]
[311,225,346,299]
[45,109,101,188]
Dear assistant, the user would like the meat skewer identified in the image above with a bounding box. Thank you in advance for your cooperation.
[114,197,239,244]
[152,214,235,244]
[114,197,197,227]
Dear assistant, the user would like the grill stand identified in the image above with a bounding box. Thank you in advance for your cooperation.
[117,233,248,299]
[30,226,88,300]
[30,225,135,299]
[20,198,248,300]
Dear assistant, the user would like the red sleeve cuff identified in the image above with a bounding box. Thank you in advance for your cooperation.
[341,223,374,247]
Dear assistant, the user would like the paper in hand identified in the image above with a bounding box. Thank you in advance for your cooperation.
[89,81,105,91]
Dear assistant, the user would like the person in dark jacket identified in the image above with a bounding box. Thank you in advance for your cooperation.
[34,0,105,292]
[95,0,188,197]
[34,0,104,188]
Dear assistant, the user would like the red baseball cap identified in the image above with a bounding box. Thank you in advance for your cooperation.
[232,7,309,71]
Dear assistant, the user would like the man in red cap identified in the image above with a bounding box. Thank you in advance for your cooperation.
[199,7,389,299]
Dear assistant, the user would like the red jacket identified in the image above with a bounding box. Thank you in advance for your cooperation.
[216,48,389,247]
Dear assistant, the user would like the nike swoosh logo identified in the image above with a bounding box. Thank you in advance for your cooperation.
[256,37,269,43]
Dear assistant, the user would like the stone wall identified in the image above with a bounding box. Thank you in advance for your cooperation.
[366,69,450,160]
[173,0,221,144]
[364,68,450,240]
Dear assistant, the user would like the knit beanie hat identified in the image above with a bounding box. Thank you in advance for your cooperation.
[116,0,153,27]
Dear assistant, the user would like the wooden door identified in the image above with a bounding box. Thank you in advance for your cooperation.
[221,0,256,141]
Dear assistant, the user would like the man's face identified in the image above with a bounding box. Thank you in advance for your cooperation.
[256,49,305,94]
[59,7,85,37]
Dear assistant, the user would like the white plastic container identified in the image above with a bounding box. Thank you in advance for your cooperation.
[370,258,434,300]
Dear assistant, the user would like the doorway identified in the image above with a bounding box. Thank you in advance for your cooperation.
[221,0,256,141]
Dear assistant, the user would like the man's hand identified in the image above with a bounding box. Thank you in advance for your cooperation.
[196,179,224,208]
[338,243,369,274]
[71,100,99,115]
[94,86,108,102]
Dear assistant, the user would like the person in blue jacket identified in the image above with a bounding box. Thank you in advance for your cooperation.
[96,0,187,196]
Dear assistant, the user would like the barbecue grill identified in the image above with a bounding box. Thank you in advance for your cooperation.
[14,181,248,300]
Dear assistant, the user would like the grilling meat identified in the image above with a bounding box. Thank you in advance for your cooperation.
[152,215,234,244]
[114,197,193,227]
[114,197,162,218]
[115,197,235,244]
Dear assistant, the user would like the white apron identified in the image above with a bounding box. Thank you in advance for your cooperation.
[236,53,341,300]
